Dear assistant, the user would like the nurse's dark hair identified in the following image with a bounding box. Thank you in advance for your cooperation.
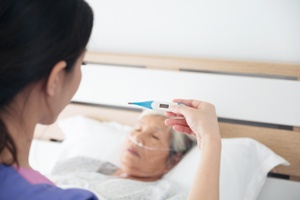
[0,0,93,165]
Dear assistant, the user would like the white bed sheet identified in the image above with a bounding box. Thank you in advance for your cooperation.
[29,139,63,175]
[29,139,300,200]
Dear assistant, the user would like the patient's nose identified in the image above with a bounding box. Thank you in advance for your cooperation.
[133,129,152,145]
[134,132,145,143]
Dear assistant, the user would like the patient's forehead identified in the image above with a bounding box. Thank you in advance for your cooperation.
[138,115,168,132]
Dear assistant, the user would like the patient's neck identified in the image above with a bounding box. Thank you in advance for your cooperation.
[114,169,162,182]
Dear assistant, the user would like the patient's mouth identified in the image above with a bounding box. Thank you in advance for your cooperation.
[127,147,140,157]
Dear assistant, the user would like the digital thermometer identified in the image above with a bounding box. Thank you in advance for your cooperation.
[128,101,182,111]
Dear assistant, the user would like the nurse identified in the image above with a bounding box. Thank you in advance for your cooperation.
[0,0,97,199]
[0,0,221,199]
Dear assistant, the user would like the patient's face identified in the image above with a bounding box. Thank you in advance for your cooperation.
[120,114,172,181]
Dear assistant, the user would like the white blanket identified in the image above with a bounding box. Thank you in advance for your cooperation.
[49,157,187,200]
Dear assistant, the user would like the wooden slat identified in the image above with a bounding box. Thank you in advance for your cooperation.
[84,51,300,79]
[290,176,300,182]
[220,122,300,179]
[294,127,300,132]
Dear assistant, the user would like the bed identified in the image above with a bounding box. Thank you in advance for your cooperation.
[30,51,300,200]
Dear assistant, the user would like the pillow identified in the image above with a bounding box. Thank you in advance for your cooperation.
[29,139,63,175]
[57,115,132,166]
[57,115,289,200]
[166,138,289,200]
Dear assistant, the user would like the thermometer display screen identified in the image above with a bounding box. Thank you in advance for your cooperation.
[159,104,169,108]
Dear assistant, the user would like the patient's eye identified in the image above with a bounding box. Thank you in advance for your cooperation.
[152,135,159,140]
[134,127,141,131]
[134,125,142,131]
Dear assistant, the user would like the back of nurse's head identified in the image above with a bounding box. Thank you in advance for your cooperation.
[0,0,93,107]
[0,0,93,165]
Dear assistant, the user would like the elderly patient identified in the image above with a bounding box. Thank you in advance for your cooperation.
[50,111,195,199]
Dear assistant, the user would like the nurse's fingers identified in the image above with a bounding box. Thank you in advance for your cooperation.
[172,125,194,136]
[165,111,184,118]
[165,118,188,127]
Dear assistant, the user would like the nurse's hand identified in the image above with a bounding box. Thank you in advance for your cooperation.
[165,99,221,150]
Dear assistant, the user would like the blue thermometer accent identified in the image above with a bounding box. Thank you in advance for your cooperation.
[128,101,182,111]
[128,101,154,110]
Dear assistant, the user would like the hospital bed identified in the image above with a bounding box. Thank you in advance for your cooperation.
[30,51,300,200]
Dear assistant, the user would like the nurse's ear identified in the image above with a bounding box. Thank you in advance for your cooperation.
[46,61,67,97]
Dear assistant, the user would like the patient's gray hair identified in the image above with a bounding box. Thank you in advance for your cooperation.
[139,110,196,155]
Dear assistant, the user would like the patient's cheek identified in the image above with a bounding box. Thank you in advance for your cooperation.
[121,140,128,150]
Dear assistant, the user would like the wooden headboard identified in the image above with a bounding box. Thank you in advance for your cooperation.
[35,51,300,181]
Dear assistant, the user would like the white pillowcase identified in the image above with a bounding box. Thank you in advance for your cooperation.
[165,138,289,200]
[57,115,288,200]
[57,115,132,166]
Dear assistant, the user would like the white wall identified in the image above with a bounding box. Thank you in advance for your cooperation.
[86,0,300,64]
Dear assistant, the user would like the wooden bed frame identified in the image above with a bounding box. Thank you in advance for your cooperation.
[34,51,300,181]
